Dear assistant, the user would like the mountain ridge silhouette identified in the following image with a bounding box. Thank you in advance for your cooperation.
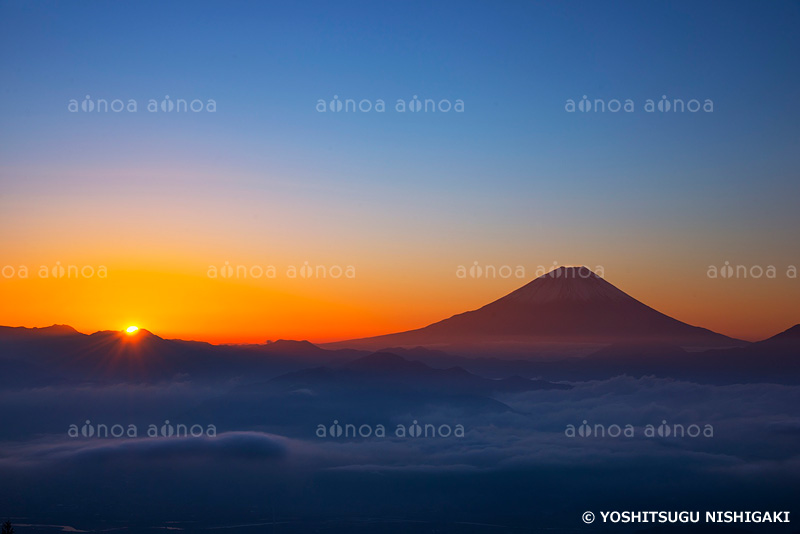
[327,266,747,351]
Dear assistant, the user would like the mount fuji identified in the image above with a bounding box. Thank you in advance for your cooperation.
[330,266,744,352]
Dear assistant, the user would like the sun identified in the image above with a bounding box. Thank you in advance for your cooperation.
[125,326,139,334]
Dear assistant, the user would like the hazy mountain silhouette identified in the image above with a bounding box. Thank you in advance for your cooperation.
[0,326,364,385]
[0,324,81,339]
[341,327,800,385]
[328,266,745,352]
[576,329,800,384]
[757,323,800,347]
[272,351,571,394]
[416,326,800,385]
[180,351,569,433]
[1,321,796,387]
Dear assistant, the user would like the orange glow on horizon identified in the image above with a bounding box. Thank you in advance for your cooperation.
[0,260,797,345]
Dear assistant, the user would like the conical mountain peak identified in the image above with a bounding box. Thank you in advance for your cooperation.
[331,266,744,350]
[498,266,628,304]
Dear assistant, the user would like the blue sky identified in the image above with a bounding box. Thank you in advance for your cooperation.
[1,0,799,340]
[3,1,798,196]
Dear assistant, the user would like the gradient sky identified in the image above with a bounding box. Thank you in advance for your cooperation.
[1,0,798,343]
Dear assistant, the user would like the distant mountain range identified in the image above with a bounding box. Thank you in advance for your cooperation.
[1,267,798,386]
[326,266,746,353]
[271,351,570,394]
[0,325,359,385]
[0,322,798,386]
